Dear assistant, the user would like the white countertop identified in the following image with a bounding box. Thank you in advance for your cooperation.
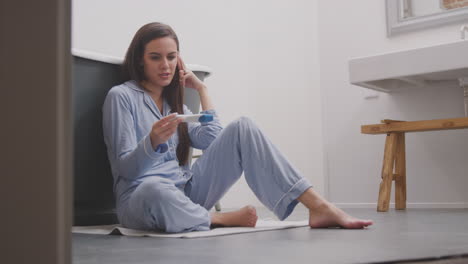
[348,40,468,92]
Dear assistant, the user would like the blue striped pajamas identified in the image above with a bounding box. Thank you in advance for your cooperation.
[103,81,312,233]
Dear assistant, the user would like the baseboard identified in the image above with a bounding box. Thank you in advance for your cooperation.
[334,202,468,209]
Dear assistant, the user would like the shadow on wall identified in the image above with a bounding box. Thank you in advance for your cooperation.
[387,82,464,120]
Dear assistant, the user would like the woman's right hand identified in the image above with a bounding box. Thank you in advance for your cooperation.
[150,113,183,149]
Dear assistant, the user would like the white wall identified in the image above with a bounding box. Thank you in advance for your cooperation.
[74,0,468,211]
[72,0,323,208]
[318,0,468,208]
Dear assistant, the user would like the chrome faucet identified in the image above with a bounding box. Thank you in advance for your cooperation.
[461,25,468,40]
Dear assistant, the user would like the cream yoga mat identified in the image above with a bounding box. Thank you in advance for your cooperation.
[72,219,309,238]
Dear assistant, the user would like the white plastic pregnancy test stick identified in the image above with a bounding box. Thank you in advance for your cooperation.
[176,114,214,123]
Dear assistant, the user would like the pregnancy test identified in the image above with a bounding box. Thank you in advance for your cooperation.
[176,114,214,122]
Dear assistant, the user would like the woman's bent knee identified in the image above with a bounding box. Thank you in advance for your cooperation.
[128,177,210,233]
[237,116,254,126]
[225,116,256,132]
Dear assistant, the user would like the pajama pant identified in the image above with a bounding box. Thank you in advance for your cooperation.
[120,117,312,233]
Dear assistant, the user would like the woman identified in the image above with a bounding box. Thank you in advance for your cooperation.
[103,22,373,233]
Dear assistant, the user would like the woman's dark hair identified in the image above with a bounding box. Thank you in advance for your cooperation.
[122,22,191,166]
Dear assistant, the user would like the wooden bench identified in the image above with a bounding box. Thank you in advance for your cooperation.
[361,117,468,212]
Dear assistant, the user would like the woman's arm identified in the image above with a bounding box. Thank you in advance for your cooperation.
[103,87,168,180]
[178,55,214,111]
[177,56,222,148]
[184,105,223,150]
[198,84,214,111]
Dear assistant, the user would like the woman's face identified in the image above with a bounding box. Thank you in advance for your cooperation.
[142,37,178,89]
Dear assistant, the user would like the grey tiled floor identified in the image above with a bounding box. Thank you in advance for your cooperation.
[72,207,468,264]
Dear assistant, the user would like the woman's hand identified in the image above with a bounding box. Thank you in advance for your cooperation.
[178,55,206,91]
[150,113,183,149]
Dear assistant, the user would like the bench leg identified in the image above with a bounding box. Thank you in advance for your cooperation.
[378,133,398,212]
[395,133,406,210]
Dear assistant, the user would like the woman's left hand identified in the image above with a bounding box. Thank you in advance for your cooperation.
[178,55,206,91]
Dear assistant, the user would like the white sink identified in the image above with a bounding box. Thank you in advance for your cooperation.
[348,40,468,92]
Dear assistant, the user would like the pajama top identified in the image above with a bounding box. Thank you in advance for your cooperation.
[102,80,222,211]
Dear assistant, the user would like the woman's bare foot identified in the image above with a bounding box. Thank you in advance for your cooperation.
[309,201,373,229]
[210,205,258,228]
[298,188,373,229]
